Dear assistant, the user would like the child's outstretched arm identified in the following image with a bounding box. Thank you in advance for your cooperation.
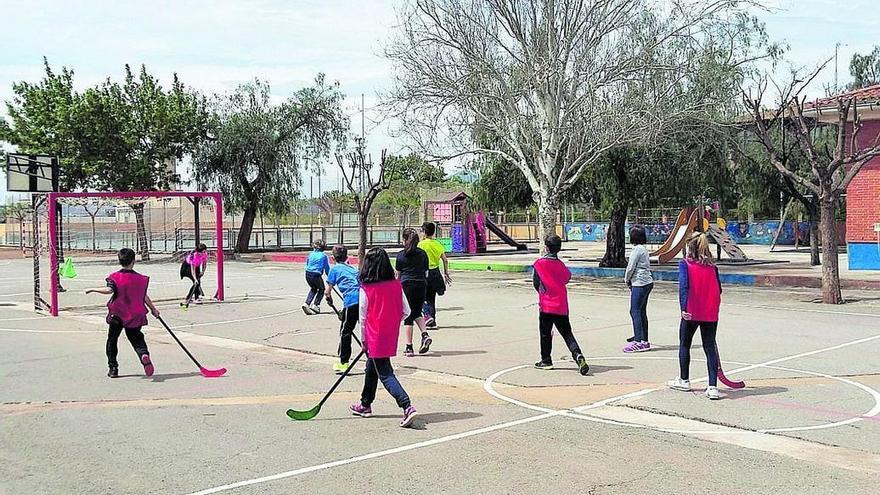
[85,287,113,295]
[144,294,160,318]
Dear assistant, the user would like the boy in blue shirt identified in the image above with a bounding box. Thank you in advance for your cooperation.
[325,245,360,374]
[303,239,330,315]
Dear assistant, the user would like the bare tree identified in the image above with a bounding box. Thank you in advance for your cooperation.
[83,203,103,251]
[743,70,880,303]
[336,149,397,260]
[6,202,30,251]
[386,0,770,237]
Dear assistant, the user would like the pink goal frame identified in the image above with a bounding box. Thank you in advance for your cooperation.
[46,191,225,316]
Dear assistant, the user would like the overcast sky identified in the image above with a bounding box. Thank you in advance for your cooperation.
[2,0,879,201]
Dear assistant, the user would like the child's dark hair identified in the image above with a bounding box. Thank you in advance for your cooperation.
[544,234,562,254]
[359,247,395,284]
[332,244,348,263]
[402,228,420,255]
[118,248,135,267]
[629,226,647,245]
[421,222,436,237]
[312,239,326,250]
[196,243,207,252]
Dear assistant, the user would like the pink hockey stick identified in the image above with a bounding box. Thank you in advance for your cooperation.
[157,316,227,378]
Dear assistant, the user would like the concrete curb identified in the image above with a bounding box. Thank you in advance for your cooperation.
[253,252,880,290]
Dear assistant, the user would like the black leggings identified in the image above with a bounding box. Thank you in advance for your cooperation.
[338,304,359,363]
[402,282,426,326]
[679,320,719,386]
[106,322,149,368]
[182,265,204,301]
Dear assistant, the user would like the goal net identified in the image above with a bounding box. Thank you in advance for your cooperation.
[31,192,225,316]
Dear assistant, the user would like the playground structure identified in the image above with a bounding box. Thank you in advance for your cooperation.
[650,203,748,264]
[422,191,527,254]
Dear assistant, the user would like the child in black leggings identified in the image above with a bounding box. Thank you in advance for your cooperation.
[668,233,723,400]
[396,228,431,356]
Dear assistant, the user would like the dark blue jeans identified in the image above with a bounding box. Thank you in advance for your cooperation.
[361,358,411,409]
[679,320,719,386]
[629,283,653,342]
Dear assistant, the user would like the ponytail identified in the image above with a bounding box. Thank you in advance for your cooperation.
[686,233,714,265]
[402,228,419,255]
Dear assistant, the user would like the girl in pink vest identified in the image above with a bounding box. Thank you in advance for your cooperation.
[532,235,589,375]
[667,233,723,400]
[350,248,419,427]
[86,248,161,379]
[180,243,209,308]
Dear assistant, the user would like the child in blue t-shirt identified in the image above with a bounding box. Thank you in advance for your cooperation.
[303,239,329,315]
[325,245,360,374]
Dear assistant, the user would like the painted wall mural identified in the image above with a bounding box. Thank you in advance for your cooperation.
[563,221,813,245]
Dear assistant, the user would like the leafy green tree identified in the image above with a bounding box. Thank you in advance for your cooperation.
[1,59,92,190]
[848,46,880,90]
[193,77,347,252]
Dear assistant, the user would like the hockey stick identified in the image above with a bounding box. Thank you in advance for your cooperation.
[716,344,744,389]
[156,315,227,378]
[286,347,365,420]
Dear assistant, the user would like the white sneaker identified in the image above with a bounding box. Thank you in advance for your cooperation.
[310,304,321,314]
[705,386,720,400]
[667,377,691,391]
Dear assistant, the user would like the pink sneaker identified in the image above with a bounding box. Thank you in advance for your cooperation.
[400,405,418,428]
[635,342,651,352]
[141,354,154,377]
[350,403,373,418]
[622,342,640,353]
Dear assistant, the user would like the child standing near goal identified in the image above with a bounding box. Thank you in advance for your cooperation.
[349,247,418,428]
[180,243,209,308]
[325,245,360,374]
[302,239,330,315]
[532,235,589,375]
[86,248,161,379]
[418,222,451,328]
[668,233,724,400]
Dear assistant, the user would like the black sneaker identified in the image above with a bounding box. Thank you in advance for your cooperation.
[576,354,590,376]
[107,366,119,378]
[534,361,553,370]
[425,317,437,329]
[419,334,432,354]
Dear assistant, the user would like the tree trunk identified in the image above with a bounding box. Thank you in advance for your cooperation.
[358,210,369,262]
[90,217,97,251]
[536,193,559,240]
[819,199,842,304]
[132,203,150,261]
[236,203,258,253]
[600,204,628,268]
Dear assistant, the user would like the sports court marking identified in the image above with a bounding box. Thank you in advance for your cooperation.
[185,331,880,494]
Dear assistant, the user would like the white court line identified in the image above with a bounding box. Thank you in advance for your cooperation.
[0,328,98,334]
[185,411,563,495]
[0,292,32,297]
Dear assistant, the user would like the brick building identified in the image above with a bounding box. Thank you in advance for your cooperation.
[807,84,880,270]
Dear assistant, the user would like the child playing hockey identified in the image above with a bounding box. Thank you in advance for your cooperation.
[325,245,360,374]
[180,243,209,308]
[668,233,724,400]
[302,239,330,315]
[350,247,418,428]
[418,222,451,328]
[396,228,431,357]
[532,235,589,375]
[86,248,161,378]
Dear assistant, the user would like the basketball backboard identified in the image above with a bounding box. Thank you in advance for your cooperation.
[5,154,58,192]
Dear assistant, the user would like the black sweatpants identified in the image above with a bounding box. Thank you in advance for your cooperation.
[305,272,325,306]
[539,312,583,364]
[422,269,445,321]
[338,304,359,364]
[181,263,205,301]
[679,320,719,386]
[106,321,149,368]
